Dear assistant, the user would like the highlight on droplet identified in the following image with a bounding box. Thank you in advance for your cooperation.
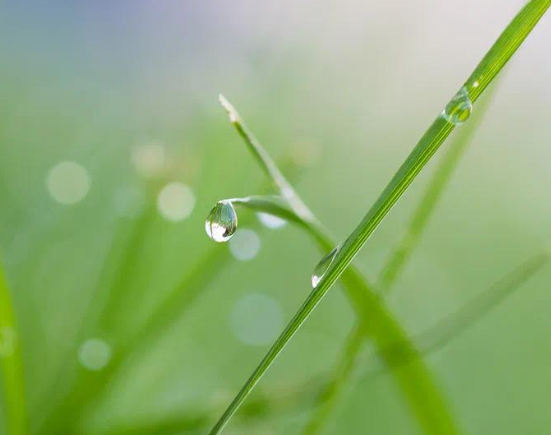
[157,182,195,222]
[46,161,91,205]
[311,243,342,288]
[205,200,238,243]
[442,86,473,125]
[78,338,112,371]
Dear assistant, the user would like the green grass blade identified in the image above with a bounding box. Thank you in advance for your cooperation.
[413,251,549,356]
[301,86,499,435]
[219,95,316,224]
[213,102,461,435]
[379,85,497,293]
[108,246,548,435]
[301,326,364,435]
[359,250,549,378]
[210,2,550,433]
[0,253,28,435]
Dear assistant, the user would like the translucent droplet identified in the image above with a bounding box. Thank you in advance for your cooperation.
[311,244,342,288]
[205,200,238,243]
[442,87,472,125]
[78,338,111,371]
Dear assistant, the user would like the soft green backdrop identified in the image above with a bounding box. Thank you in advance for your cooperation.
[0,1,550,434]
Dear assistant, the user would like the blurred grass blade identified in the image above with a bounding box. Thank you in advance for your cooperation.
[115,248,548,435]
[215,100,460,435]
[211,2,550,434]
[39,169,304,435]
[361,249,549,378]
[301,326,363,435]
[0,253,27,435]
[379,85,497,293]
[413,251,549,355]
[301,84,500,435]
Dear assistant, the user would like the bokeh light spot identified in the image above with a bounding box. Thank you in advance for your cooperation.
[230,293,284,346]
[78,338,111,371]
[257,212,287,230]
[157,182,195,222]
[132,142,167,179]
[46,161,90,205]
[229,229,261,261]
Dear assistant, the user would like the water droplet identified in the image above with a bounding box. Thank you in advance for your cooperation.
[311,244,342,288]
[205,200,238,242]
[78,338,111,371]
[442,87,472,125]
[0,327,16,358]
[257,212,287,230]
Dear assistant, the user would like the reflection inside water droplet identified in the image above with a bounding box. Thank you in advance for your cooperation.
[311,244,342,288]
[205,200,238,243]
[442,87,472,125]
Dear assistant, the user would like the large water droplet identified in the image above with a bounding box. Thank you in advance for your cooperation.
[205,200,238,243]
[311,244,342,288]
[442,87,472,125]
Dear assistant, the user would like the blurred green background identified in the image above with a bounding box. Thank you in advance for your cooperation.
[1,1,551,434]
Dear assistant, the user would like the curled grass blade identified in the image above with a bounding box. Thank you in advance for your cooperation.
[213,100,460,435]
[210,2,550,434]
[0,253,28,435]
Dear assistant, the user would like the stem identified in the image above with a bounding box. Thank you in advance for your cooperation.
[0,253,27,435]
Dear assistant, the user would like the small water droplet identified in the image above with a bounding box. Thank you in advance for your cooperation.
[205,200,238,243]
[442,87,472,125]
[311,244,342,288]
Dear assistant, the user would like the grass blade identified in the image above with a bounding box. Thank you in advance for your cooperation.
[213,101,460,435]
[109,245,548,435]
[210,2,550,433]
[0,253,28,435]
[301,83,500,435]
[379,84,497,292]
